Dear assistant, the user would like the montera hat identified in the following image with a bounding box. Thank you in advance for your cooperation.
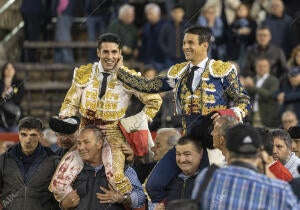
[49,116,80,134]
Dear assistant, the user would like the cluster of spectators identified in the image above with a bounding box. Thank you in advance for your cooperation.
[0,111,300,209]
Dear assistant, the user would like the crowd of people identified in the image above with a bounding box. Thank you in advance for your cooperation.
[0,0,300,209]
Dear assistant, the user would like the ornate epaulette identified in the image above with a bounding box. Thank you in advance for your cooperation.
[73,63,95,87]
[209,60,234,78]
[167,62,189,78]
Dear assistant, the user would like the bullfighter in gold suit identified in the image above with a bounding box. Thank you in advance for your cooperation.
[54,33,161,201]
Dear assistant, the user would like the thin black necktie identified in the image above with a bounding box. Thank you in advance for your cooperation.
[99,72,110,99]
[186,66,199,92]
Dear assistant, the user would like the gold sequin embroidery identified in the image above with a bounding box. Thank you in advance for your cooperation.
[74,63,93,85]
[211,60,232,77]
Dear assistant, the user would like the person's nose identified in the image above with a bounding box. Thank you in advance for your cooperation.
[273,146,277,154]
[24,136,32,143]
[77,143,84,151]
[178,155,185,163]
[107,52,113,59]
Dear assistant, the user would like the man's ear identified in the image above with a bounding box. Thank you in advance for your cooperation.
[97,48,101,58]
[202,41,209,49]
[220,136,226,146]
[96,139,103,149]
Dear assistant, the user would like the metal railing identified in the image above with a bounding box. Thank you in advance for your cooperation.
[0,0,16,16]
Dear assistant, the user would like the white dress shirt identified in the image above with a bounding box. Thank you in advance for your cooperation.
[190,57,209,92]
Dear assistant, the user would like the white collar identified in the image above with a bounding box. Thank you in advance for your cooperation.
[257,73,269,80]
[190,57,209,69]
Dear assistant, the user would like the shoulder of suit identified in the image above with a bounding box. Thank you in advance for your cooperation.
[73,63,96,87]
[120,66,142,77]
[209,59,236,78]
[167,62,189,78]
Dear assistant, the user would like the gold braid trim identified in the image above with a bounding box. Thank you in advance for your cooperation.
[117,69,164,93]
[167,62,189,78]
[73,63,95,87]
[209,60,233,78]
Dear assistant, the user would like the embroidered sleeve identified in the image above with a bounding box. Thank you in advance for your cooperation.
[223,68,251,120]
[59,83,83,117]
[117,68,173,93]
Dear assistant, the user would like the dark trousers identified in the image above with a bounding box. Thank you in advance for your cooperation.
[22,13,44,62]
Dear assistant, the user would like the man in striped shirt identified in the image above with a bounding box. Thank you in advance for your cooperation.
[192,124,298,210]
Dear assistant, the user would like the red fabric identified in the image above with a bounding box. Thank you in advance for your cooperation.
[268,161,293,181]
[119,123,149,157]
[217,109,239,120]
[150,131,157,141]
[0,133,19,142]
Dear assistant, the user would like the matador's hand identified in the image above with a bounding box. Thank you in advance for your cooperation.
[114,55,124,72]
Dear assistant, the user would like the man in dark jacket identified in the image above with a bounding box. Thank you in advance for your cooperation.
[0,116,60,210]
[242,25,288,78]
[150,135,205,209]
[60,125,145,210]
[243,57,280,128]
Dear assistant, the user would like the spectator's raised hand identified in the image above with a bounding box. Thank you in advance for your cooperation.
[277,92,285,105]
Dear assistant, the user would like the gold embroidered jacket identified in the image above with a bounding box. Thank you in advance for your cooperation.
[60,62,162,121]
[117,59,251,120]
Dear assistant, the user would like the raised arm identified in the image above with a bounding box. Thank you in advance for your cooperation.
[117,67,174,93]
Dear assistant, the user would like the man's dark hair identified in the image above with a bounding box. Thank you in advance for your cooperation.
[177,135,203,153]
[184,26,212,44]
[97,33,122,49]
[172,3,184,10]
[271,129,292,150]
[18,116,43,132]
[81,125,104,142]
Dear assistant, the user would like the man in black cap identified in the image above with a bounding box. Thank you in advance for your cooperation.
[49,116,80,157]
[192,124,298,210]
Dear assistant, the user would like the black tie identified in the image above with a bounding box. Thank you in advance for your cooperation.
[186,66,199,92]
[99,72,110,98]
